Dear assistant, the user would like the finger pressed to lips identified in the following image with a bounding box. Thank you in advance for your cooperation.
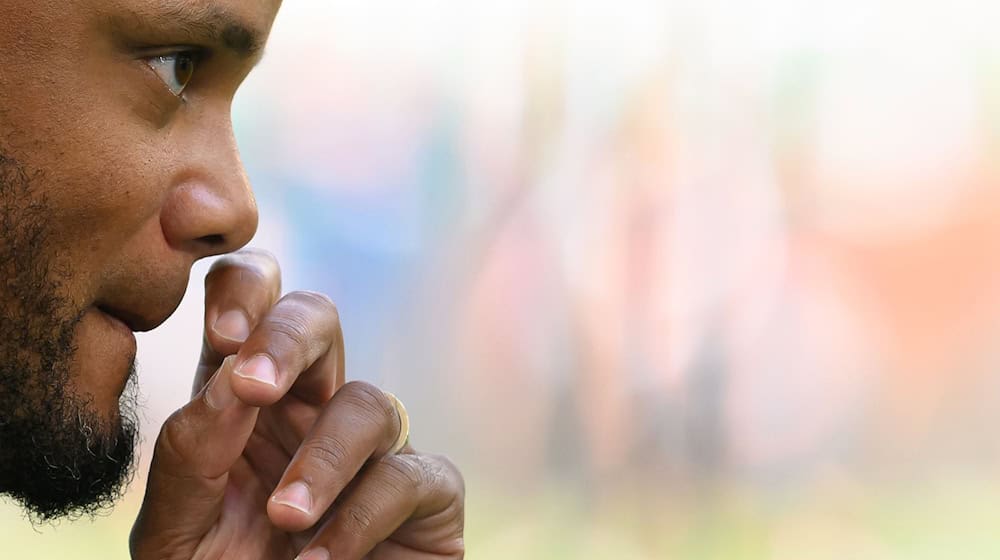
[140,246,466,558]
[204,248,282,346]
[195,248,282,396]
[267,381,402,532]
[228,289,345,406]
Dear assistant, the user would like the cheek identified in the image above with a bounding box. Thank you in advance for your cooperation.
[38,143,168,294]
[0,15,177,273]
[1,53,171,250]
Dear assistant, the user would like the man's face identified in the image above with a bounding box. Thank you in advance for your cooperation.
[0,0,280,519]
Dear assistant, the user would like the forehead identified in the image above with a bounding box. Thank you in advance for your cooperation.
[105,0,283,40]
[0,0,282,45]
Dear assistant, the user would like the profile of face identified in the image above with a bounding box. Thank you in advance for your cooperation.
[0,0,281,520]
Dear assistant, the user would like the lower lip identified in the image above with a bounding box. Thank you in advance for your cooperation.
[80,306,138,406]
[95,306,136,339]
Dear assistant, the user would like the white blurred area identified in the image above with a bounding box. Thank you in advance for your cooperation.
[9,1,1000,558]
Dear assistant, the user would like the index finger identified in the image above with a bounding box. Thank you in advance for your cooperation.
[193,247,282,397]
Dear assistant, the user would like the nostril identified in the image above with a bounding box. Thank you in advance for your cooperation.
[197,234,226,247]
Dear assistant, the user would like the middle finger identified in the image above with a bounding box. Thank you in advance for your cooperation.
[229,290,345,407]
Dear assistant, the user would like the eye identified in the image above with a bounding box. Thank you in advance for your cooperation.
[145,51,200,97]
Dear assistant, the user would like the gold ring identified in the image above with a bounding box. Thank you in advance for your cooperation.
[383,391,410,455]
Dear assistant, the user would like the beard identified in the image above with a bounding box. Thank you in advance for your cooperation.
[0,151,138,522]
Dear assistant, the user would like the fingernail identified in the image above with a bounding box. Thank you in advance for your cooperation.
[295,548,330,560]
[273,481,312,514]
[213,310,251,342]
[205,356,238,410]
[235,354,277,387]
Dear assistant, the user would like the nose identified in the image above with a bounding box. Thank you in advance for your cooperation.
[159,110,259,260]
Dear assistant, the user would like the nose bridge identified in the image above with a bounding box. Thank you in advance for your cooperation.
[160,108,259,259]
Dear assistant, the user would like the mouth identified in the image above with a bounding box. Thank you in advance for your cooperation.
[91,265,191,335]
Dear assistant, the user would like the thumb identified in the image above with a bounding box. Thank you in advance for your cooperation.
[131,356,259,558]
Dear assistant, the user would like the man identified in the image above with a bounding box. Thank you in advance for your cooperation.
[0,1,465,558]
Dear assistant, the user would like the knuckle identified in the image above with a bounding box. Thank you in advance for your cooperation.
[340,381,394,424]
[266,313,313,350]
[384,453,465,538]
[421,455,466,550]
[295,290,338,309]
[155,411,202,475]
[427,453,466,499]
[379,454,425,491]
[413,454,449,494]
[204,251,282,305]
[254,293,342,363]
[235,246,279,264]
[303,433,352,473]
[207,249,278,283]
[229,247,280,274]
[154,411,187,462]
[342,500,380,538]
[285,291,341,324]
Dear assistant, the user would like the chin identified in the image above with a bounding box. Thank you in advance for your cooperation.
[0,313,141,522]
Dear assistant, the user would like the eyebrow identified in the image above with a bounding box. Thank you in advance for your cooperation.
[108,4,266,61]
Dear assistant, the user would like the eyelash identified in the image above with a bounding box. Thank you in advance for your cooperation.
[144,49,205,98]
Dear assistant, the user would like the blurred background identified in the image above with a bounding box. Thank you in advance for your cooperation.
[7,0,1000,557]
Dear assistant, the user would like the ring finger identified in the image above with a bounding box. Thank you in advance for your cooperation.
[297,452,465,560]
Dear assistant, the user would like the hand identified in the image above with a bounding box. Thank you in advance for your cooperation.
[130,249,465,559]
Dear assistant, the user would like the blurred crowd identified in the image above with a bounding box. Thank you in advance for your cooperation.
[220,0,1000,493]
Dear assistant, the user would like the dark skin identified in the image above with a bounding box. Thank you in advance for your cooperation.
[0,1,464,558]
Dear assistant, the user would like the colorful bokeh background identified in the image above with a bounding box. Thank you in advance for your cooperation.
[7,1,1000,557]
